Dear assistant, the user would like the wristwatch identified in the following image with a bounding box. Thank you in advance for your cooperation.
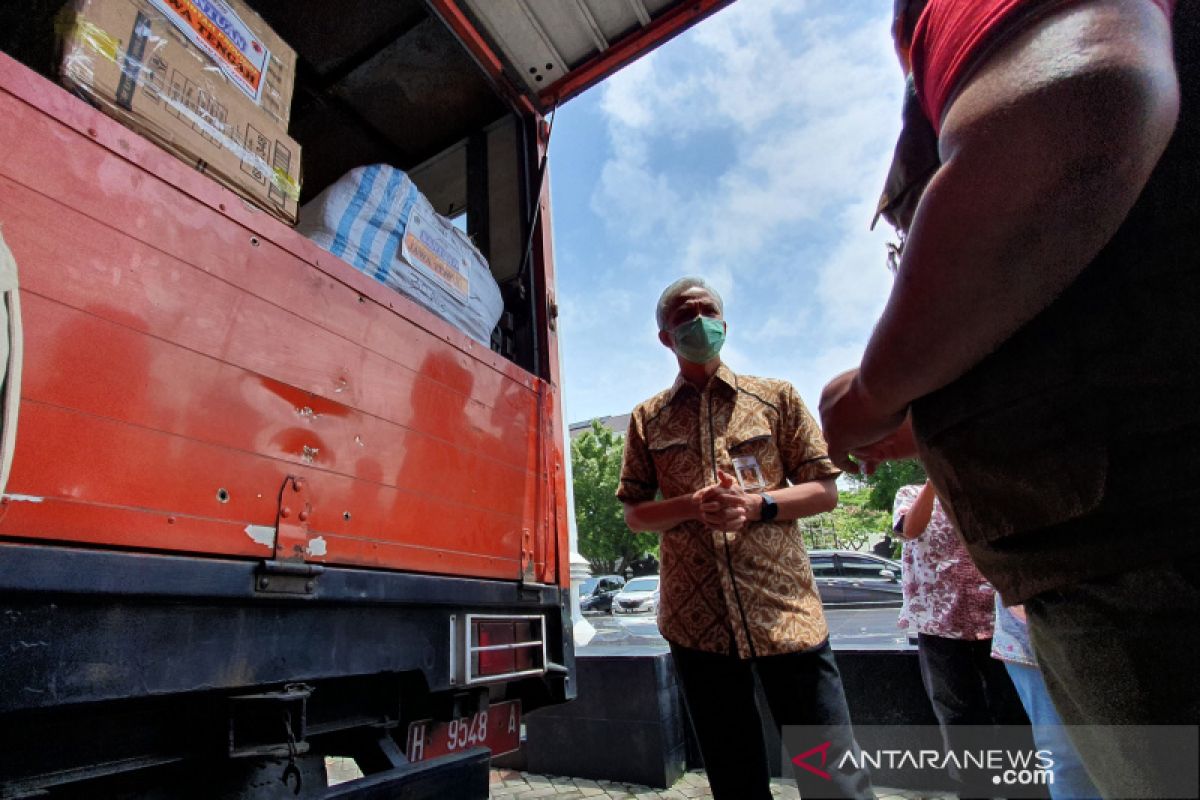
[758,492,779,522]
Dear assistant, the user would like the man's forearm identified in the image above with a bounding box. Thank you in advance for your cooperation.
[624,494,699,533]
[858,0,1178,414]
[752,479,838,522]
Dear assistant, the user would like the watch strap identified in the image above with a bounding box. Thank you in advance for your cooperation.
[759,492,779,522]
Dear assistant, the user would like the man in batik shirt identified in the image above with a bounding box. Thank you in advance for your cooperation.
[618,277,872,800]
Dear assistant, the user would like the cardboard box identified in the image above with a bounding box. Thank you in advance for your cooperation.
[58,0,301,223]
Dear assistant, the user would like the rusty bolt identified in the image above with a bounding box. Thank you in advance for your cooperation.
[167,516,176,524]
[293,478,306,492]
[281,506,292,519]
[87,127,98,137]
[298,510,309,522]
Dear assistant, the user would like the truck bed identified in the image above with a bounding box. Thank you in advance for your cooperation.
[0,51,558,585]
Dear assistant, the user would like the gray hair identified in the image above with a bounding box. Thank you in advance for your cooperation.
[655,277,724,331]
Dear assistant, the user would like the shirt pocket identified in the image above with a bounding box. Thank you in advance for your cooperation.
[726,427,783,490]
[648,437,700,494]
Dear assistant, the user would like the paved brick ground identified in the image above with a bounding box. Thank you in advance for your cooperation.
[328,758,951,798]
[489,769,953,800]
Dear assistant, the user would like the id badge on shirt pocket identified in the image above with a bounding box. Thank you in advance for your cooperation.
[732,454,767,492]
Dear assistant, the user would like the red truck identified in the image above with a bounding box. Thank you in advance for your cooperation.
[0,1,730,796]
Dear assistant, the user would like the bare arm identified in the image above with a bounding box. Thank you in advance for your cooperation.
[746,478,838,522]
[895,480,936,540]
[822,0,1179,467]
[623,494,701,533]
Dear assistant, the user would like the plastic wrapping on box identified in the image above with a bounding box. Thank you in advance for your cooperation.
[298,165,504,347]
[57,0,301,223]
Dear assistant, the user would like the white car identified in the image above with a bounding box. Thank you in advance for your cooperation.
[611,575,660,615]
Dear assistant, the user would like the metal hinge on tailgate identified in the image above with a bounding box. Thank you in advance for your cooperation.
[255,476,323,596]
[519,527,536,583]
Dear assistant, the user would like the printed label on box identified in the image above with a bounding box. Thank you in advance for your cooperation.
[402,208,470,302]
[147,0,271,103]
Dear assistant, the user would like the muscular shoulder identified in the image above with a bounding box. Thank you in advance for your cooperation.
[915,0,1177,134]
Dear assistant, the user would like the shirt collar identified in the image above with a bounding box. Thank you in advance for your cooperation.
[666,362,738,403]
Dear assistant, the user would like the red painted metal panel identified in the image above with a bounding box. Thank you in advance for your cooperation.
[0,187,537,474]
[0,55,554,582]
[5,401,528,577]
[18,294,537,522]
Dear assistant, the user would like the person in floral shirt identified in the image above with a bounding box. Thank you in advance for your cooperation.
[893,481,1025,793]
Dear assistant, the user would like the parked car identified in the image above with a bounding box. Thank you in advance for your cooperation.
[809,550,904,607]
[579,574,626,614]
[612,575,661,616]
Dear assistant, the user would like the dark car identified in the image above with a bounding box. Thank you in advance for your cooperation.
[579,574,626,614]
[809,549,904,607]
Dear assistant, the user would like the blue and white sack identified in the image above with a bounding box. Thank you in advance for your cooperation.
[298,165,503,346]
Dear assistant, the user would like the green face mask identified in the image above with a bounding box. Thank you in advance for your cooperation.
[670,316,726,364]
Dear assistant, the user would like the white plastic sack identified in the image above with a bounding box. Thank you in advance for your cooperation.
[298,165,503,346]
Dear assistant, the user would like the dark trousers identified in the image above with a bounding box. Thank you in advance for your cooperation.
[1026,559,1200,799]
[916,634,1029,795]
[670,640,873,800]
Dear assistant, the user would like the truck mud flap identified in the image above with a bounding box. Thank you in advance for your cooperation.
[323,747,490,800]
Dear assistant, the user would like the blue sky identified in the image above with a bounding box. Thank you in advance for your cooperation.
[548,0,905,426]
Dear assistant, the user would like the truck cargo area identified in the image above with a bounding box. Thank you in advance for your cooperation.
[0,1,570,797]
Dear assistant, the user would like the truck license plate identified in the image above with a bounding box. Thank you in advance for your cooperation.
[405,699,521,762]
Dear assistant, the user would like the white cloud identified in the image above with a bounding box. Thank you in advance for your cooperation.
[554,0,905,422]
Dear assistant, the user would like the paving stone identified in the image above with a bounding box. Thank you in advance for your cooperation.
[516,789,558,799]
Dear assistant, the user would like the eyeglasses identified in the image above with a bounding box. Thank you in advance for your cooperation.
[886,234,905,275]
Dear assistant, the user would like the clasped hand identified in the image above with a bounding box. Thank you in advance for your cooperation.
[693,470,756,531]
[819,368,913,474]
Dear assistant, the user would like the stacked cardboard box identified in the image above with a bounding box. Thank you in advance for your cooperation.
[59,0,302,223]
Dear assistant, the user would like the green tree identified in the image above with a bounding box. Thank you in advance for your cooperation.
[799,486,892,552]
[853,459,927,511]
[570,420,655,574]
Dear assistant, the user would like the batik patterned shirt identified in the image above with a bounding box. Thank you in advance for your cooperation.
[617,363,840,658]
[893,484,995,639]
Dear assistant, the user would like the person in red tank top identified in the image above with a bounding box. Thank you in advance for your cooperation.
[820,0,1195,797]
[911,0,1178,132]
